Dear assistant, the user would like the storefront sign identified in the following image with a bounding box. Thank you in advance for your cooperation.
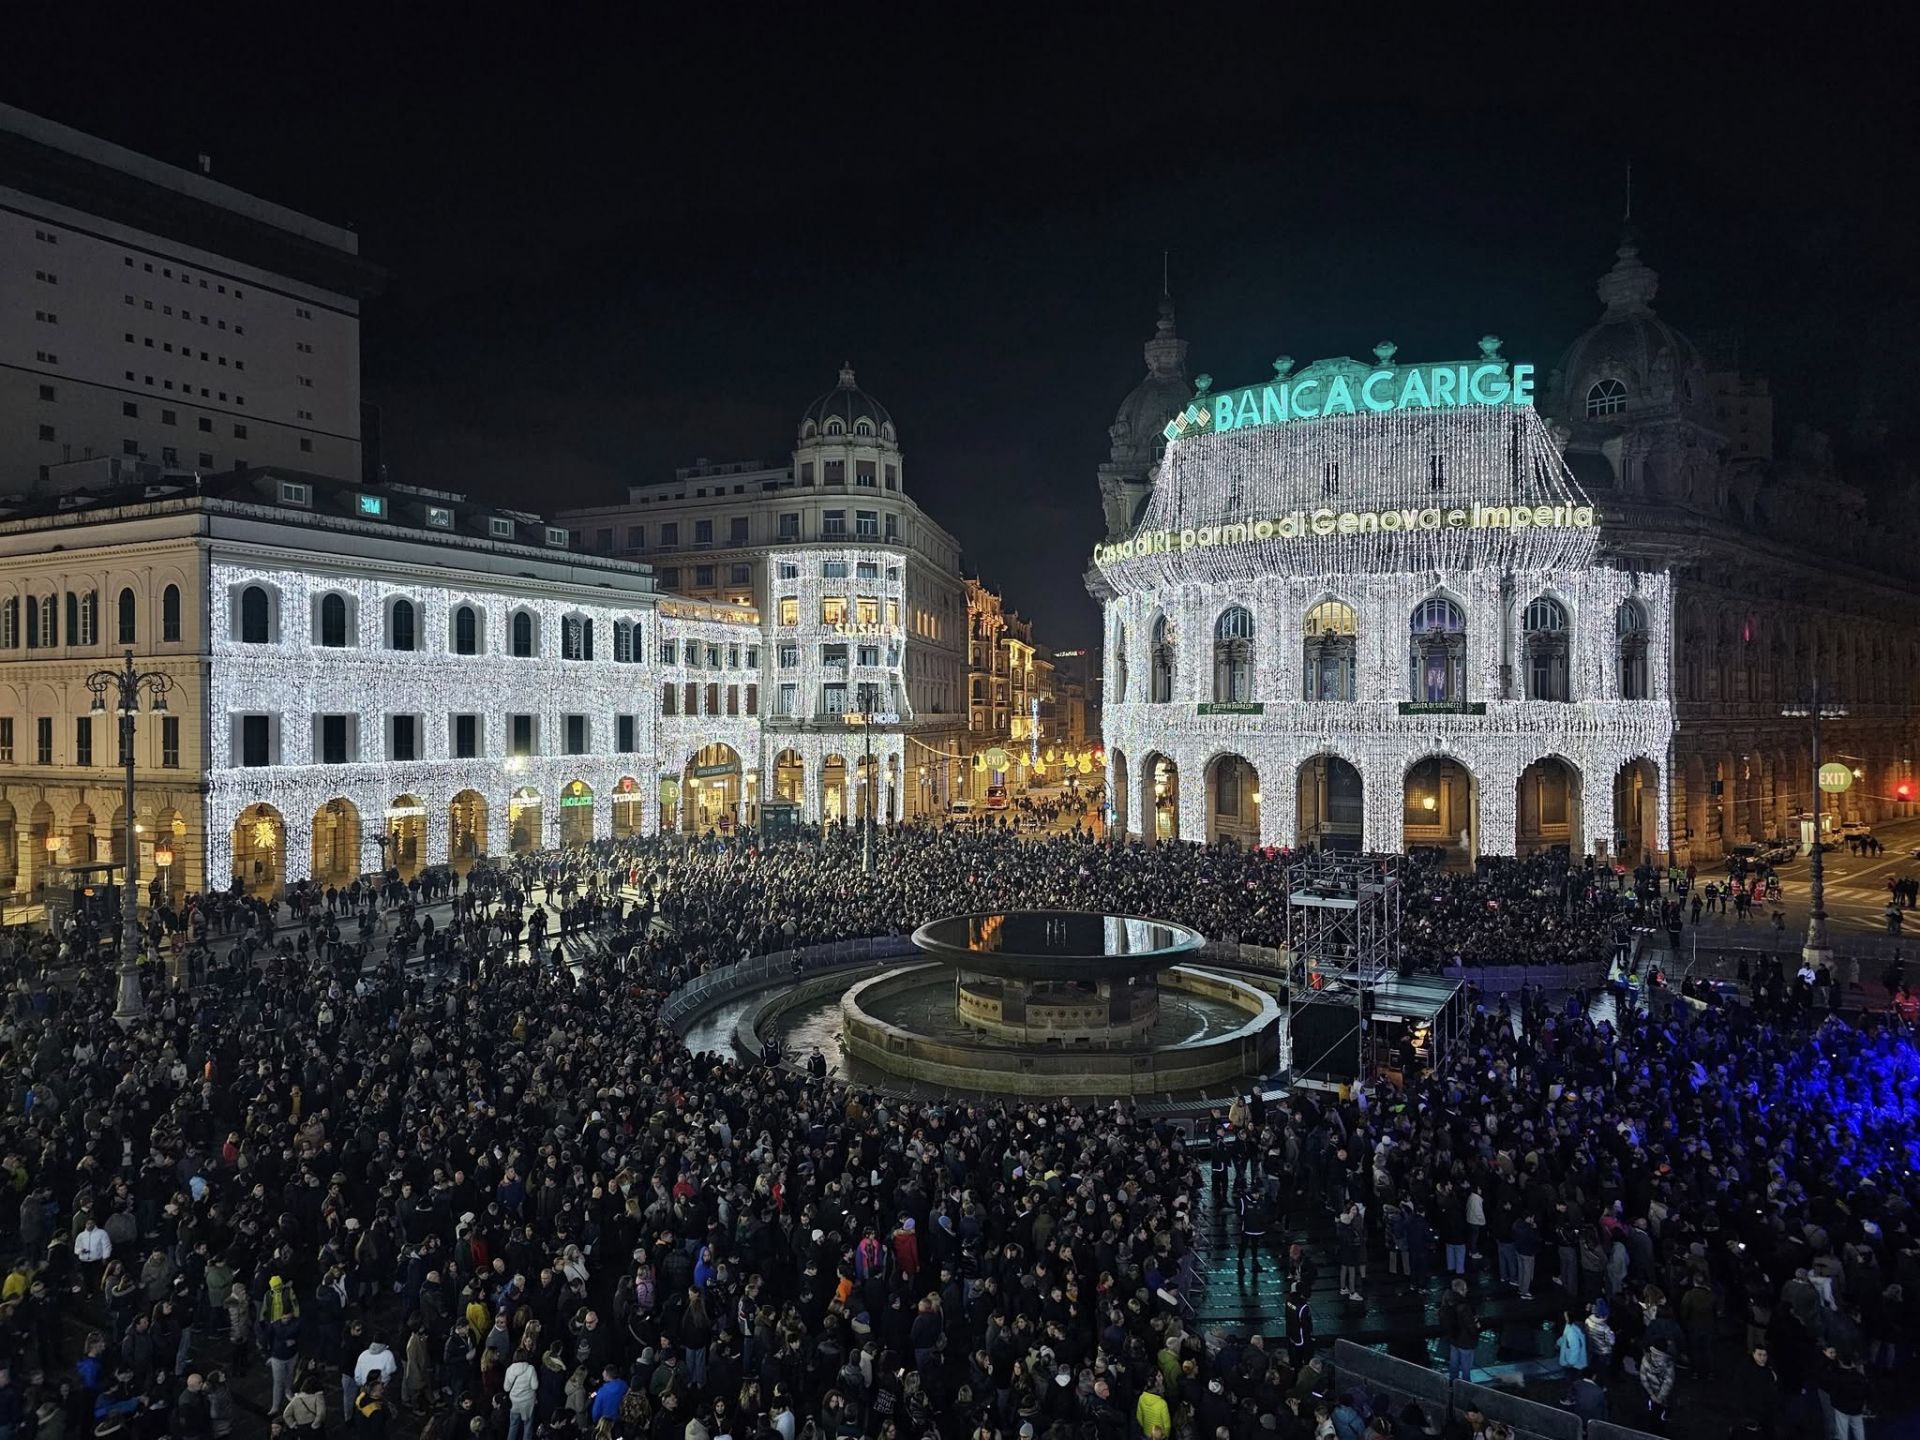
[831,622,899,637]
[558,793,595,808]
[1170,359,1534,443]
[658,778,681,805]
[843,711,901,726]
[692,762,740,778]
[1817,761,1854,793]
[1399,701,1488,716]
[1094,501,1596,566]
[1197,702,1265,715]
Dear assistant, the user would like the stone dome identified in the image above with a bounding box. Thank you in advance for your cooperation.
[1108,297,1192,471]
[799,363,895,442]
[1553,238,1710,421]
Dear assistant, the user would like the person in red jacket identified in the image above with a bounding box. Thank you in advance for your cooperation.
[891,1217,921,1283]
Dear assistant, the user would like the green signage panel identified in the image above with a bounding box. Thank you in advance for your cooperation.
[692,762,741,779]
[1398,701,1488,716]
[1197,702,1265,715]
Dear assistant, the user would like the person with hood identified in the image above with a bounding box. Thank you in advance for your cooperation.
[1555,1311,1587,1375]
[1638,1339,1675,1433]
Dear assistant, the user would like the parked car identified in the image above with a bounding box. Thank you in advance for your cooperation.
[947,798,975,815]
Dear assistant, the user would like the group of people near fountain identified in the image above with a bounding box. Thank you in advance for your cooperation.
[0,822,1908,1440]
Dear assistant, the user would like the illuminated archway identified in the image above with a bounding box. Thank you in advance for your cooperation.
[1403,756,1476,862]
[683,744,743,834]
[773,749,805,805]
[1143,752,1179,843]
[1297,754,1363,852]
[1516,756,1581,857]
[558,779,595,846]
[231,803,285,898]
[68,802,97,864]
[26,801,53,894]
[610,777,642,838]
[154,808,185,903]
[385,795,427,878]
[0,800,16,895]
[1612,757,1660,866]
[311,798,362,889]
[508,786,542,855]
[1108,747,1129,838]
[822,754,849,825]
[1206,754,1260,846]
[449,790,489,869]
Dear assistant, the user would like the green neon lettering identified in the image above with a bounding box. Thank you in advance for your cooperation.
[1469,363,1508,403]
[1510,363,1536,407]
[1429,365,1458,407]
[1362,370,1395,411]
[1239,392,1263,428]
[1398,369,1431,408]
[1262,386,1286,424]
[1292,379,1321,417]
[1310,508,1336,536]
[1322,376,1356,416]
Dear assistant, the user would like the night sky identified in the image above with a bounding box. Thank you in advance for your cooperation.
[11,13,1917,647]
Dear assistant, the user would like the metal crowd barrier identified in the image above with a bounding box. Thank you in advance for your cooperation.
[1330,1341,1449,1428]
[1328,1341,1658,1440]
[1452,1379,1582,1440]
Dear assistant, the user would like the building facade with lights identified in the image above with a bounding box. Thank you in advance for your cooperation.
[1090,338,1674,861]
[1091,247,1920,863]
[0,469,766,902]
[560,366,971,823]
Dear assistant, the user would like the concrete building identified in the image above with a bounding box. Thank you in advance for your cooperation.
[561,365,970,821]
[0,469,764,902]
[1,103,380,495]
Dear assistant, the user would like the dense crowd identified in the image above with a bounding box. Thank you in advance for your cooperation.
[0,823,1908,1440]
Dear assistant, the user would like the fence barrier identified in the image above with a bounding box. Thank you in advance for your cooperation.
[1331,1341,1449,1428]
[1452,1379,1583,1440]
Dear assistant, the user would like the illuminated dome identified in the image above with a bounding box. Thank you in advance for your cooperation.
[799,363,896,443]
[1553,238,1710,422]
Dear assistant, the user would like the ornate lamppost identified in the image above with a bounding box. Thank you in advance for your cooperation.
[86,650,173,1025]
[1783,678,1846,970]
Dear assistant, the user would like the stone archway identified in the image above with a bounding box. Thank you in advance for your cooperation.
[26,801,54,895]
[1683,752,1708,861]
[1297,754,1363,852]
[0,799,16,896]
[684,744,743,835]
[231,803,286,898]
[1404,756,1476,862]
[1516,756,1581,858]
[68,802,97,865]
[1612,757,1661,867]
[385,795,427,878]
[773,749,805,806]
[1143,752,1180,844]
[1108,747,1129,839]
[609,778,641,839]
[311,798,362,889]
[450,790,490,868]
[508,786,542,855]
[558,779,596,847]
[821,754,849,825]
[1206,754,1260,846]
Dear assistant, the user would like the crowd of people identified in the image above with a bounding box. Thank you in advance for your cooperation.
[0,821,1909,1440]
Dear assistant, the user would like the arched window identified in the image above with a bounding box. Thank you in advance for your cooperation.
[1150,615,1176,704]
[563,615,594,661]
[510,610,535,658]
[319,593,350,648]
[1302,600,1357,702]
[453,604,479,655]
[1523,596,1570,701]
[238,585,270,644]
[0,597,16,650]
[1408,596,1466,702]
[73,591,98,646]
[388,597,417,652]
[1213,606,1255,703]
[1112,623,1129,704]
[117,588,137,646]
[1586,378,1627,417]
[613,619,636,664]
[855,419,874,437]
[1616,599,1648,700]
[162,584,181,643]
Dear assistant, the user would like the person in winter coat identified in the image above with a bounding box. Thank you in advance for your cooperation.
[1638,1339,1675,1432]
[1556,1312,1588,1374]
[280,1374,327,1433]
[503,1351,540,1440]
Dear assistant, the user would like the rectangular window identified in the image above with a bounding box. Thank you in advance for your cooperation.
[660,522,679,546]
[390,714,418,763]
[321,715,352,764]
[778,643,799,668]
[37,717,54,765]
[778,512,800,539]
[778,597,798,626]
[856,510,879,538]
[509,713,535,757]
[745,684,758,715]
[856,460,877,487]
[233,423,247,439]
[662,686,677,717]
[729,517,749,544]
[745,648,759,668]
[822,596,847,625]
[694,565,715,587]
[453,714,480,758]
[626,525,645,549]
[776,683,797,717]
[616,714,637,753]
[161,715,179,768]
[822,510,847,537]
[75,717,92,767]
[823,560,848,579]
[563,714,588,755]
[885,464,898,490]
[279,480,311,507]
[684,681,699,715]
[856,561,879,579]
[489,517,514,539]
[240,714,271,767]
[823,459,845,484]
[885,599,900,628]
[694,519,713,545]
[0,718,12,763]
[884,513,899,541]
[856,596,880,625]
[658,567,680,588]
[858,645,880,667]
[728,562,750,586]
[799,462,814,485]
[123,401,138,418]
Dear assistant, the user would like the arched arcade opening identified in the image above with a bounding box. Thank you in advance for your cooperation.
[231,803,285,898]
[1297,754,1363,852]
[1404,756,1476,863]
[312,798,362,889]
[1516,756,1581,858]
[1206,754,1260,846]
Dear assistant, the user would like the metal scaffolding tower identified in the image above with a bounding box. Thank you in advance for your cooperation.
[1284,851,1403,1085]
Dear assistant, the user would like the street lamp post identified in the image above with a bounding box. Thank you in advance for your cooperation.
[1783,678,1846,970]
[86,649,173,1026]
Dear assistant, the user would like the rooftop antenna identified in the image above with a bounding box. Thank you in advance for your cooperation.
[1623,162,1633,224]
[1161,249,1169,298]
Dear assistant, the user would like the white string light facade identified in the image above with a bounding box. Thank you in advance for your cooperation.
[1095,386,1675,858]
